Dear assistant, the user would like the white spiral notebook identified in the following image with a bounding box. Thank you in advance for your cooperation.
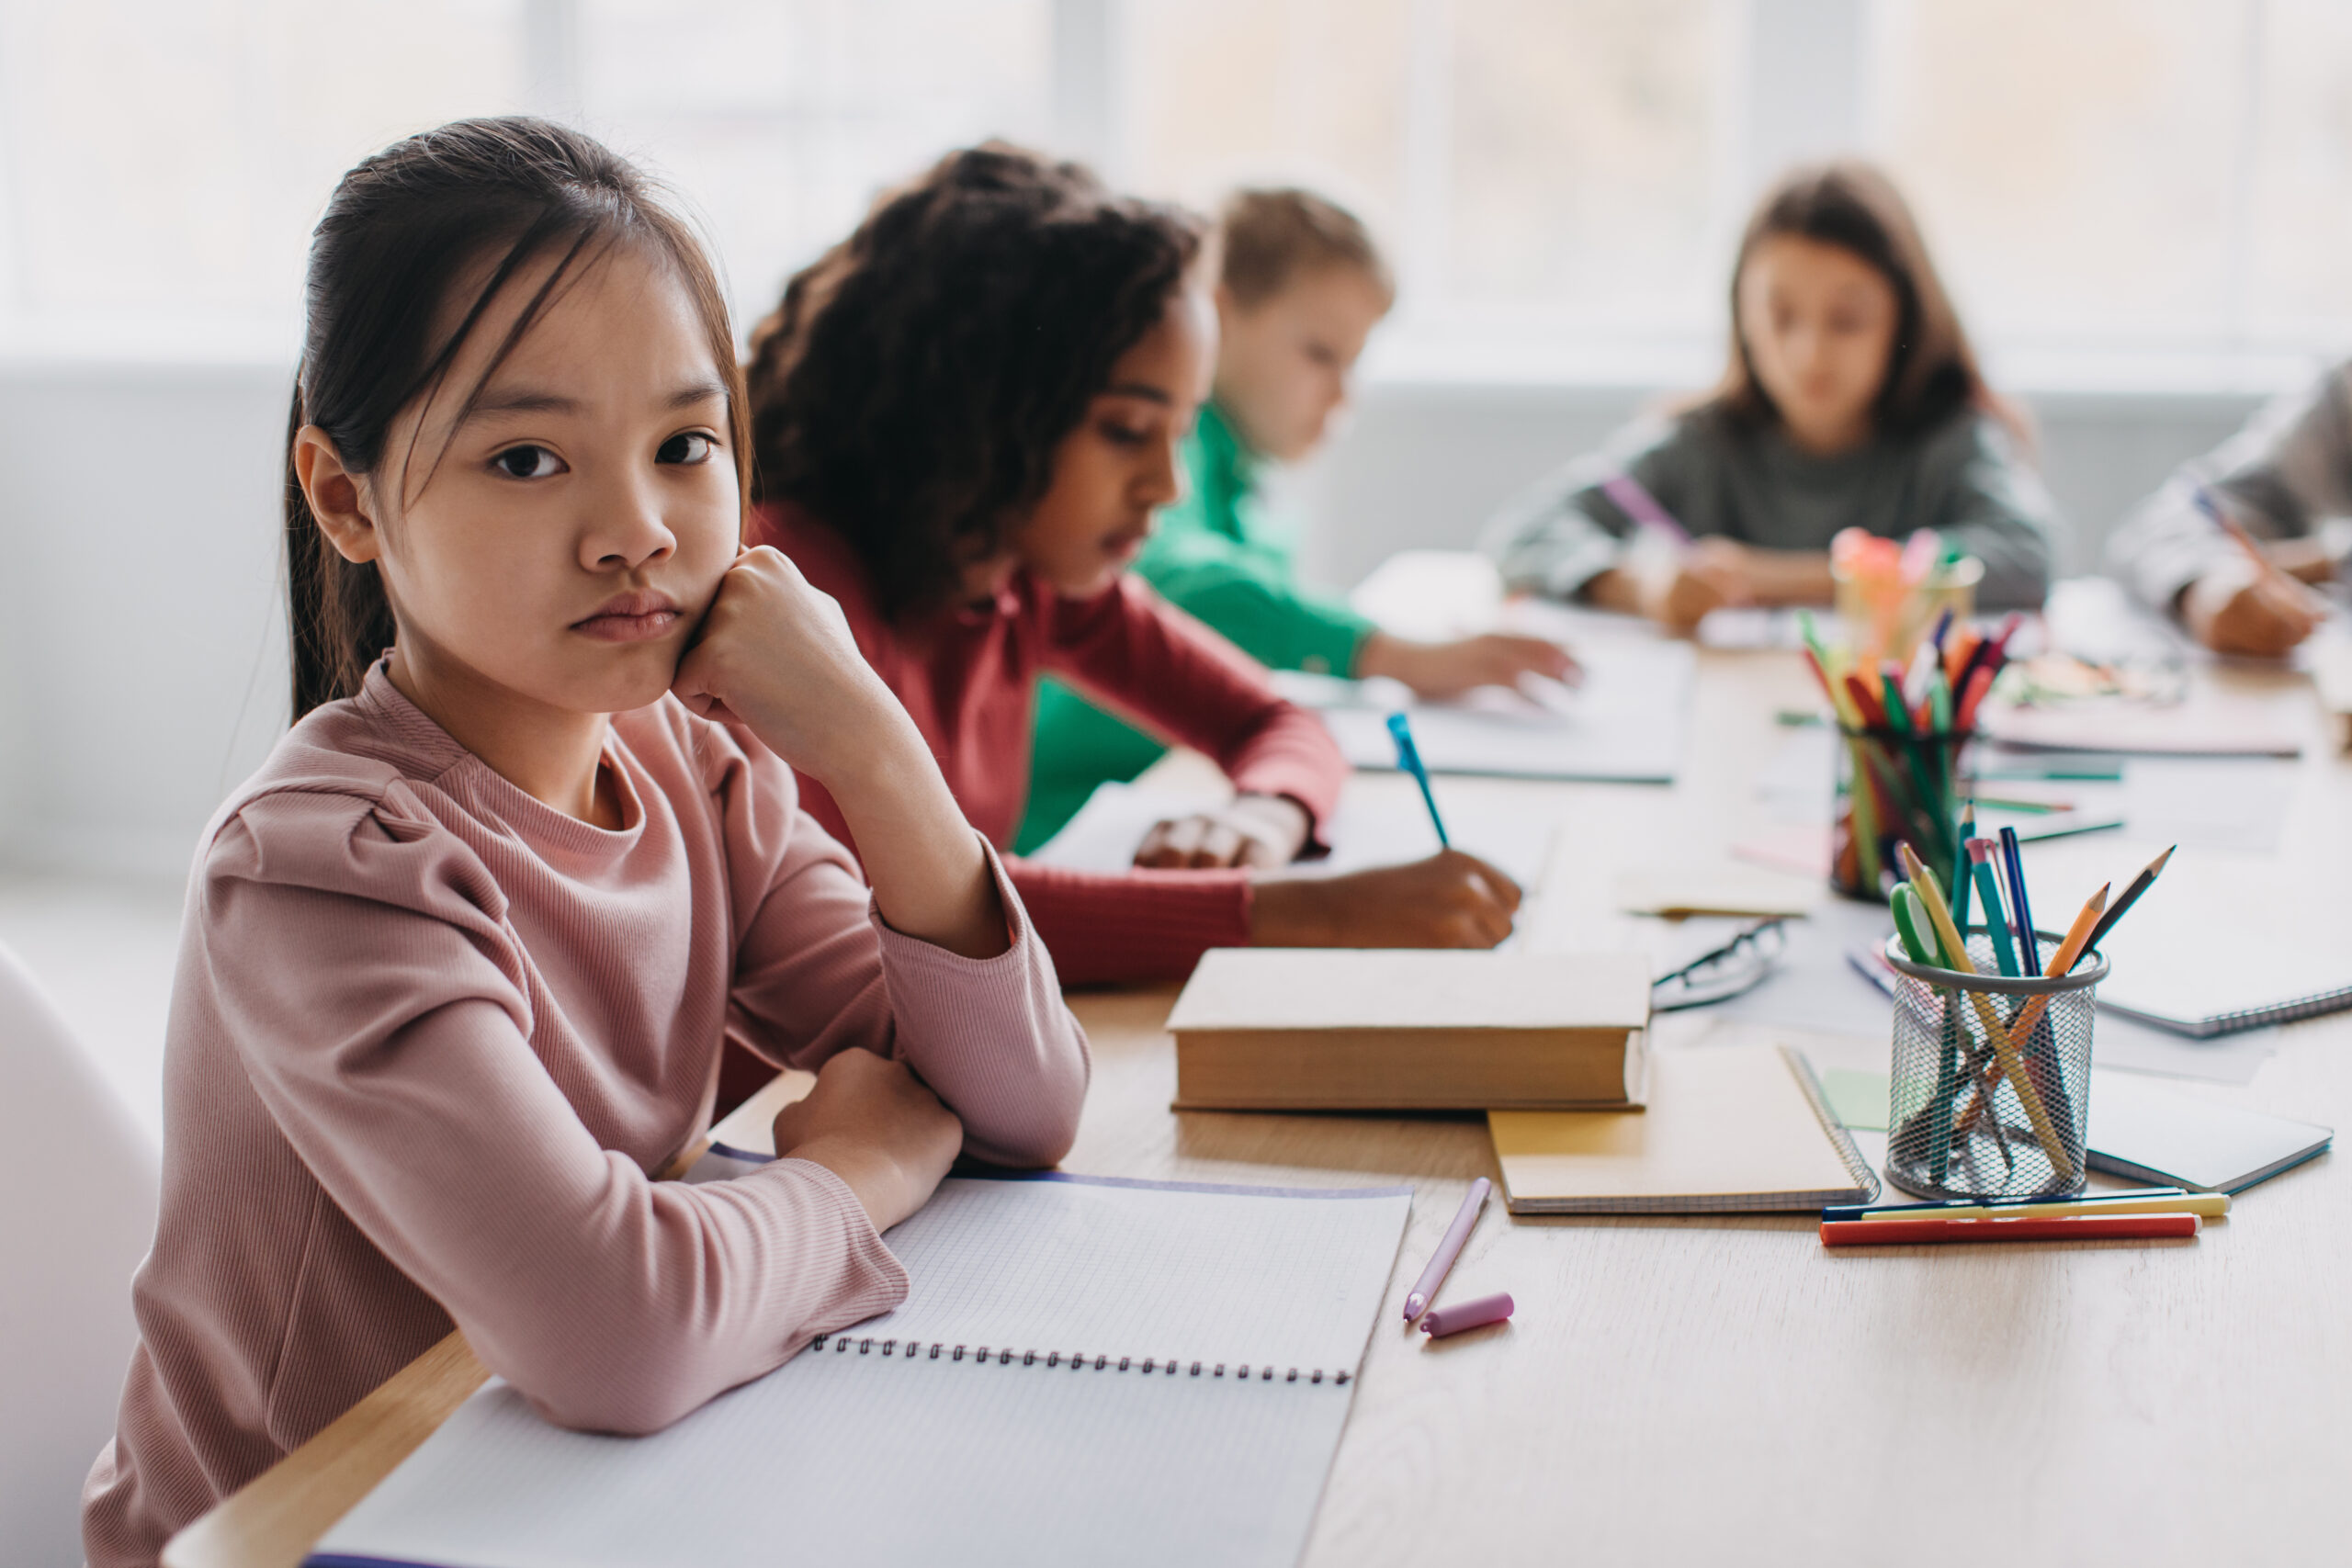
[308,1171,1413,1568]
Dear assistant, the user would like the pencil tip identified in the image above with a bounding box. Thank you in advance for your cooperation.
[2153,845,2177,871]
[2093,882,2111,911]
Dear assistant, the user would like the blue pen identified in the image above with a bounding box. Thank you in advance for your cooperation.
[1385,712,1450,849]
[1998,824,2040,972]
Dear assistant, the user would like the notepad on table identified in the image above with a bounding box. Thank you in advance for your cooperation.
[2072,851,2352,1038]
[1486,1045,1877,1214]
[1271,637,1695,784]
[309,1172,1412,1568]
[1168,948,1651,1111]
[1032,779,1557,891]
[2087,1071,2333,1193]
[1975,695,2305,758]
[1616,863,1819,919]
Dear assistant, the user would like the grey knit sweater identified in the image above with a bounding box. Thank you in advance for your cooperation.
[2106,358,2352,614]
[1481,403,2060,611]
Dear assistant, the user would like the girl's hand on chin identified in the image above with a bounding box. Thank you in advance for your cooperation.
[672,547,916,787]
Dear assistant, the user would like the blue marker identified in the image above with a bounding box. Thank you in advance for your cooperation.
[1385,712,1449,849]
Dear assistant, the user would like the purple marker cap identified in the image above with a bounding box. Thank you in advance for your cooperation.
[1419,1291,1514,1338]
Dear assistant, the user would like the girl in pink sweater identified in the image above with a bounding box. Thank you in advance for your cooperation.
[83,118,1090,1566]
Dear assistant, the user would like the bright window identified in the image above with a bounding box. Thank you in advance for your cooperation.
[0,0,2346,378]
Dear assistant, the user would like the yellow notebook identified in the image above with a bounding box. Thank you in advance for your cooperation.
[1487,1045,1877,1213]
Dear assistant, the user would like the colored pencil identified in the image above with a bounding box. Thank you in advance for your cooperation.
[1895,842,2069,1168]
[2079,844,2177,964]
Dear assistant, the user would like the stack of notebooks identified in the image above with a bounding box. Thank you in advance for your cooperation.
[1166,950,1879,1214]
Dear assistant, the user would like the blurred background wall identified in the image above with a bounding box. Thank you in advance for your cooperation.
[1,0,2347,883]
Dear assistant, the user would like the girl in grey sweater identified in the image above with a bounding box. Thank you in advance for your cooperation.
[1484,162,2058,631]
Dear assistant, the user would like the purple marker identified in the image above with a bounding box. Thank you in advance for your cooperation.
[1600,472,1692,546]
[1401,1177,1490,1323]
[1420,1292,1515,1338]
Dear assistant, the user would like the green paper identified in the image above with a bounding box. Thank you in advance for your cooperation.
[1823,1067,1892,1132]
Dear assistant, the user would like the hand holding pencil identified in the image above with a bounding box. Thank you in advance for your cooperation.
[2182,488,2328,658]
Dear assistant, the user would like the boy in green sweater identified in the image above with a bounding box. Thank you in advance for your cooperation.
[1018,187,1574,850]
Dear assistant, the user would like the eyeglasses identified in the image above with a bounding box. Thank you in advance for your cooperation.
[1650,918,1789,1011]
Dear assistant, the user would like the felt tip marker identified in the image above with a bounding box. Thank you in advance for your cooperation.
[1420,1292,1515,1337]
[1402,1177,1489,1322]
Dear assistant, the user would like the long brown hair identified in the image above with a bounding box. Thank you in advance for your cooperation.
[745,143,1204,621]
[286,116,748,720]
[1702,161,2029,448]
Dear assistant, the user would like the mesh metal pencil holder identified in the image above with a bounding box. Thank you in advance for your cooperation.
[1882,930,2108,1201]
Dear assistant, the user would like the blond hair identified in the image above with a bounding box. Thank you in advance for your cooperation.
[1216,187,1393,310]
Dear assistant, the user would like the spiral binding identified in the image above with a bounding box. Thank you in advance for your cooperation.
[808,1333,1350,1384]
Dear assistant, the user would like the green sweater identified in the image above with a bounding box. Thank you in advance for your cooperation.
[1016,403,1374,852]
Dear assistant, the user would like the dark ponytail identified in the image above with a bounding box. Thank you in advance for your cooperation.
[286,116,748,719]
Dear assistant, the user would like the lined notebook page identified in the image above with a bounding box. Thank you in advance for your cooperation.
[309,1175,1412,1568]
[315,1352,1354,1568]
[866,1176,1413,1376]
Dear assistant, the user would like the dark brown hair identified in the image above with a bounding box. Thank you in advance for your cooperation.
[286,116,748,719]
[1703,160,2029,447]
[745,143,1204,620]
[1217,186,1394,310]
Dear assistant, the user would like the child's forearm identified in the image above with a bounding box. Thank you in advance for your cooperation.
[1741,547,1835,605]
[823,724,1009,959]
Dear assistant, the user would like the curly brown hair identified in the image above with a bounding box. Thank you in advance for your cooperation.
[747,143,1205,620]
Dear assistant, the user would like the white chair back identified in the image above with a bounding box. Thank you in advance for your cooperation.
[0,939,160,1567]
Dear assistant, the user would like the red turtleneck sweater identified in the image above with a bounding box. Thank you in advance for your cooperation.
[751,501,1346,985]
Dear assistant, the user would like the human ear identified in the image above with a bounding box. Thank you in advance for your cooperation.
[293,425,382,565]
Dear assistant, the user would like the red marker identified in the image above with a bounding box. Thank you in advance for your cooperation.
[1954,665,1995,730]
[1842,672,1887,728]
[1821,1213,2199,1247]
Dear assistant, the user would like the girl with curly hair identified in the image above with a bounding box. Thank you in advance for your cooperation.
[746,144,1518,987]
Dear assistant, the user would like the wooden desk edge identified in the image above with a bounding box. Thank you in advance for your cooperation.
[162,1068,814,1568]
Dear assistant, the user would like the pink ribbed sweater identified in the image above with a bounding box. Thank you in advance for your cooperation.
[81,665,1090,1568]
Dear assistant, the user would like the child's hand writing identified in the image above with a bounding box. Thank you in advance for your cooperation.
[2182,557,2328,658]
[772,1049,964,1234]
[1249,849,1521,949]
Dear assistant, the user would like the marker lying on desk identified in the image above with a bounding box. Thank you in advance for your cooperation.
[1386,712,1450,849]
[1420,1292,1515,1337]
[1821,1213,2199,1247]
[1825,1188,2230,1224]
[1402,1177,1489,1322]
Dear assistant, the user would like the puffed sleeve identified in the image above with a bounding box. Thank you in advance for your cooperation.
[208,784,908,1437]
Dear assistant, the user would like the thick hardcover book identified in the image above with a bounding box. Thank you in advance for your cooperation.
[1167,948,1652,1111]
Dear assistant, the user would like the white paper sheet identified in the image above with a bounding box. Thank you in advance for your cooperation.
[1029,779,1558,891]
[311,1176,1412,1568]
